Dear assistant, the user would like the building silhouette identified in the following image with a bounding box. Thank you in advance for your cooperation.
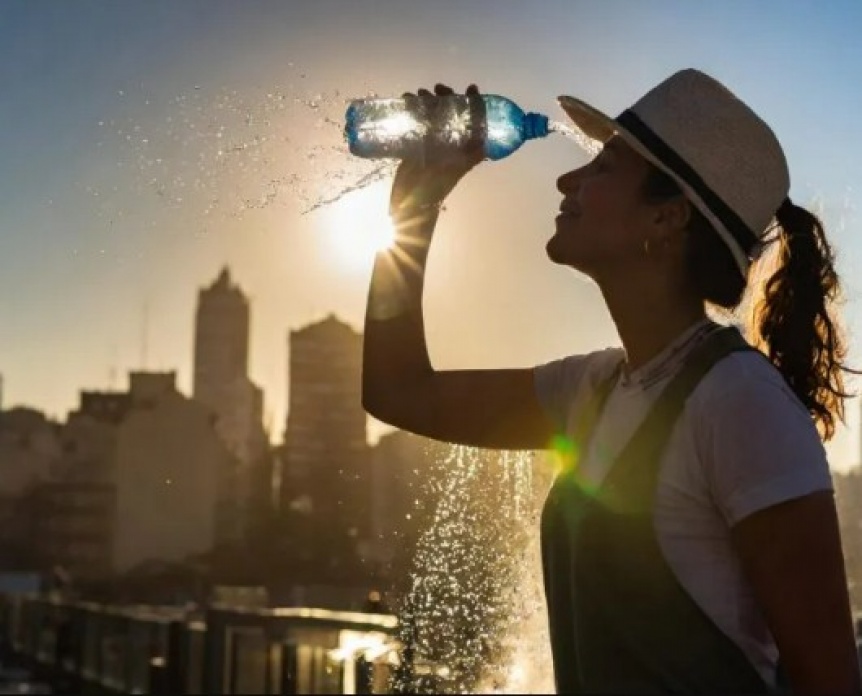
[830,400,862,613]
[0,408,63,571]
[29,481,115,581]
[112,371,233,572]
[280,315,372,599]
[0,371,236,583]
[835,465,862,613]
[193,268,268,543]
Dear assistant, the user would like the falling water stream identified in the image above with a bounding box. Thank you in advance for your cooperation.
[392,446,556,694]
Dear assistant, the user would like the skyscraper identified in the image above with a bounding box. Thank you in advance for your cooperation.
[194,267,249,419]
[282,315,371,593]
[193,268,268,543]
[284,314,366,459]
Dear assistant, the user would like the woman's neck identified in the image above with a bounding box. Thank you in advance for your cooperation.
[600,279,707,373]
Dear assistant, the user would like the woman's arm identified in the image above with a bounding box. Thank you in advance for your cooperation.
[699,366,860,693]
[732,490,861,695]
[362,84,557,450]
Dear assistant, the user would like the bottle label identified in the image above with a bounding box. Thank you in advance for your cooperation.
[416,94,485,153]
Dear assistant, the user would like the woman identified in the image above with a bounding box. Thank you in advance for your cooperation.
[362,70,861,694]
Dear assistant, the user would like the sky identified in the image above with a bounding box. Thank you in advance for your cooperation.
[2,0,862,467]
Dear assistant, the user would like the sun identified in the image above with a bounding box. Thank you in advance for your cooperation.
[323,181,396,270]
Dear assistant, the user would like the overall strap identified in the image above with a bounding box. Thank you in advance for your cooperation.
[564,362,623,474]
[601,326,754,508]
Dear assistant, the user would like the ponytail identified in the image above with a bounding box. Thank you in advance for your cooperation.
[642,166,856,439]
[754,199,854,440]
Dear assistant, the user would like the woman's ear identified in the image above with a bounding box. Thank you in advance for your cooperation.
[653,196,691,238]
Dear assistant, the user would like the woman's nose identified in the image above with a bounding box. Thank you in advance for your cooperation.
[557,169,580,194]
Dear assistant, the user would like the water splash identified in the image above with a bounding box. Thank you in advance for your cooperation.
[391,445,555,694]
[87,80,387,228]
[549,120,602,156]
[300,162,395,216]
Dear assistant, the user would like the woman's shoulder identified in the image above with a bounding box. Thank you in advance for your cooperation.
[683,347,831,526]
[535,346,625,391]
[692,347,812,421]
[533,347,625,426]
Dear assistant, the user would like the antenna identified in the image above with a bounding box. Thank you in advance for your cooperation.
[141,301,150,370]
[107,344,118,389]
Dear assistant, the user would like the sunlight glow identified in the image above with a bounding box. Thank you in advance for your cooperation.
[361,111,425,143]
[329,631,392,662]
[322,181,396,271]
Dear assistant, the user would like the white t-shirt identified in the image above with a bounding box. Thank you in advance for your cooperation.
[533,321,834,685]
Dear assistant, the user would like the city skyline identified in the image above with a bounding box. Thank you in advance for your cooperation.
[0,264,393,446]
[3,1,862,468]
[0,269,434,607]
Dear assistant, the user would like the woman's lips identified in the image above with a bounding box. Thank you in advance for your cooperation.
[557,200,580,218]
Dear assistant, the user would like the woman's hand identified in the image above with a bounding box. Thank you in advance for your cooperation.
[389,83,485,223]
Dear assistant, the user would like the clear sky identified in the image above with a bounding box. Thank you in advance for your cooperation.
[2,0,862,466]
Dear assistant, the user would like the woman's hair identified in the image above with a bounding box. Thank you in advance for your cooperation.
[642,166,855,440]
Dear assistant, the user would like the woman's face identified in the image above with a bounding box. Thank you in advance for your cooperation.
[547,136,657,277]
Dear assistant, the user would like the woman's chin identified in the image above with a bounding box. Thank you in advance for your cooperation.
[545,233,572,265]
[546,236,594,277]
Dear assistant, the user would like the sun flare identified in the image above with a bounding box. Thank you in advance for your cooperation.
[323,182,396,270]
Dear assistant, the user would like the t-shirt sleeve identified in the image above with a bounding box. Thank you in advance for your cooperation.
[700,366,834,527]
[533,348,622,431]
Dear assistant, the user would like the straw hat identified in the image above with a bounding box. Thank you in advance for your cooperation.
[558,69,789,276]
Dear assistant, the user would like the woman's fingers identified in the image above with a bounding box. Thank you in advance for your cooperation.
[402,92,420,117]
[413,84,479,97]
[396,82,486,174]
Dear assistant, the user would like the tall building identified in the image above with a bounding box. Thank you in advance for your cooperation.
[832,403,862,612]
[29,481,115,581]
[0,408,61,497]
[0,408,62,571]
[113,371,233,572]
[62,391,131,484]
[193,267,249,412]
[281,315,371,593]
[193,268,268,543]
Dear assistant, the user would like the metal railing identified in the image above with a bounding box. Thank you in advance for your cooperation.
[0,594,400,694]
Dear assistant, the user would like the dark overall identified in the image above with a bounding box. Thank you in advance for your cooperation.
[541,328,779,694]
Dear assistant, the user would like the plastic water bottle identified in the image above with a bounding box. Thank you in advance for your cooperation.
[344,94,550,162]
